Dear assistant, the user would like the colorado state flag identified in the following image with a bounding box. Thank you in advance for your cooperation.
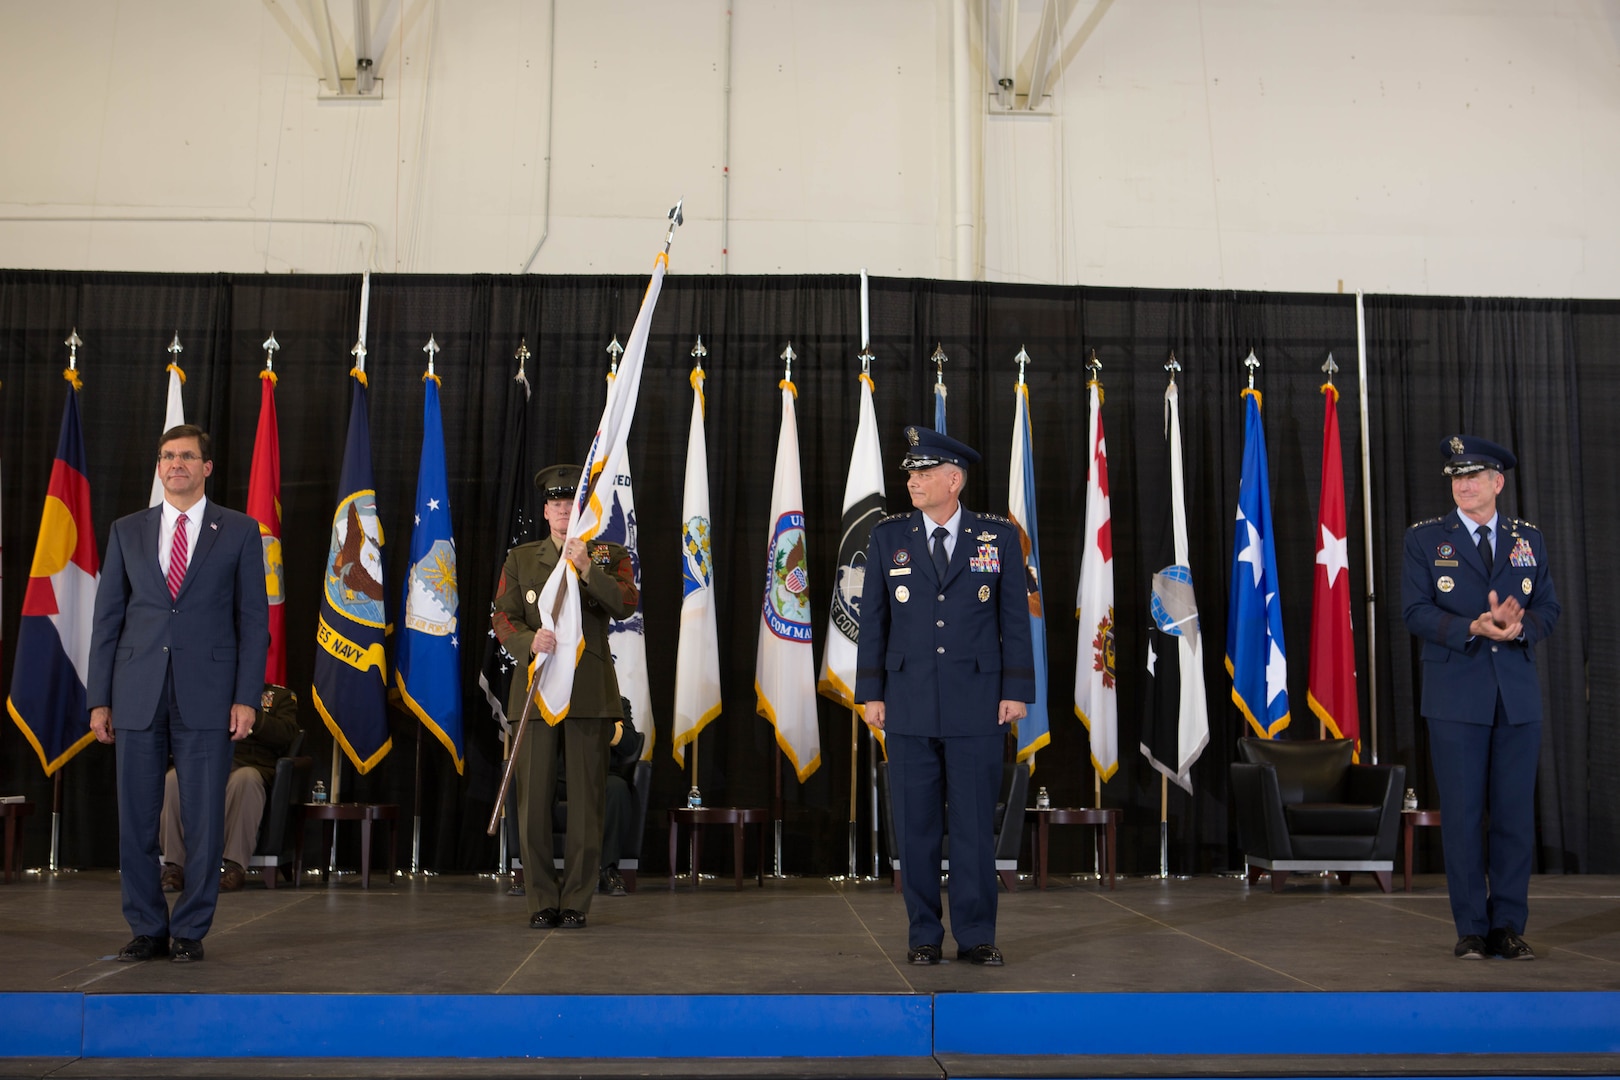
[8,375,100,774]
[397,369,463,772]
[313,370,392,772]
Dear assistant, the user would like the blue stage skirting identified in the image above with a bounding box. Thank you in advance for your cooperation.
[3,991,1618,1059]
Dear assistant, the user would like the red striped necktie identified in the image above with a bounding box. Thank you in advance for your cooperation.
[167,513,189,600]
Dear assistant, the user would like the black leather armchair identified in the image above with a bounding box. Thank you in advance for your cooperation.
[1230,736,1405,893]
[246,731,313,889]
[878,754,1028,893]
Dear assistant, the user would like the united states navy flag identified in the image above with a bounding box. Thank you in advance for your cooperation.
[397,366,463,772]
[314,369,392,772]
[1226,385,1290,739]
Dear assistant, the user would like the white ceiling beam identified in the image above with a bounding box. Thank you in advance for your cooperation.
[1023,0,1061,109]
[310,0,346,94]
[994,0,1019,110]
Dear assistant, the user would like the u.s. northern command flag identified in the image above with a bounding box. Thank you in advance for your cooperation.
[1073,379,1117,781]
[1308,380,1359,757]
[397,369,463,772]
[533,251,667,723]
[1142,380,1209,792]
[148,353,186,507]
[599,442,654,759]
[1008,380,1050,764]
[757,377,820,782]
[8,374,100,774]
[1227,386,1290,739]
[246,366,286,685]
[314,369,392,772]
[818,369,884,716]
[672,365,721,766]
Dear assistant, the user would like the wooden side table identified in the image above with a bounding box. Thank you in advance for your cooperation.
[1030,807,1120,890]
[1,801,35,884]
[1401,808,1443,891]
[293,802,400,889]
[667,807,768,890]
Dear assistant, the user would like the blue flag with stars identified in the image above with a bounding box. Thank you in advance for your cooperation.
[397,371,463,771]
[1226,388,1290,739]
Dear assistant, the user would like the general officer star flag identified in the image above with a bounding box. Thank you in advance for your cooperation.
[1226,382,1290,739]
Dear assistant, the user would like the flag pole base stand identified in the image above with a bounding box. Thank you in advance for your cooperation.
[396,869,437,880]
[23,867,79,877]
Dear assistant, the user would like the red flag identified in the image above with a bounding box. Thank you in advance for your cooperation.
[1307,382,1359,757]
[247,368,286,684]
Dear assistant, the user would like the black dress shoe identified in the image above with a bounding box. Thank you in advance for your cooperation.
[957,943,1005,966]
[600,867,627,896]
[907,944,941,965]
[530,908,561,929]
[1454,935,1488,960]
[170,938,205,963]
[116,935,170,962]
[559,909,587,929]
[1487,928,1535,960]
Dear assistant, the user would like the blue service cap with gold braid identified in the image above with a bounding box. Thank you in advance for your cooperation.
[900,426,981,470]
[1440,435,1516,476]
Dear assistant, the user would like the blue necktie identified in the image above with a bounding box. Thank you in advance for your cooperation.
[931,526,949,579]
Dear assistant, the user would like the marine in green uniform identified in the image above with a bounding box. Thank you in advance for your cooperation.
[492,464,638,929]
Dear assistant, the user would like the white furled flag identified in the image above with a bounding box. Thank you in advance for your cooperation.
[1008,378,1051,764]
[1141,379,1210,792]
[600,429,654,758]
[756,375,821,782]
[1227,384,1291,739]
[532,251,668,724]
[1308,379,1359,758]
[1073,378,1117,781]
[817,369,885,715]
[672,364,722,766]
[149,337,186,507]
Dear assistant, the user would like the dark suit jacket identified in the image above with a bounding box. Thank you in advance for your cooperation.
[88,500,270,728]
[232,684,301,784]
[491,536,637,722]
[853,507,1036,734]
[1401,510,1560,726]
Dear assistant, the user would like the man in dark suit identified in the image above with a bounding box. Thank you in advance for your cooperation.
[855,427,1036,967]
[88,424,270,964]
[1402,434,1560,961]
[492,464,637,930]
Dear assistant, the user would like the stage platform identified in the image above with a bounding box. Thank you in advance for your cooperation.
[1,869,1617,1078]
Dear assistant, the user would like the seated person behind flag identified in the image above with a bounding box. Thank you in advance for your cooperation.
[160,684,300,892]
[492,463,637,931]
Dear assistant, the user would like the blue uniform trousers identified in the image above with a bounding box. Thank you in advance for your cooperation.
[116,665,233,941]
[888,731,1003,951]
[1426,701,1540,937]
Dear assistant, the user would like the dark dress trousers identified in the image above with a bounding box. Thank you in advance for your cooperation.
[492,536,637,914]
[87,501,270,942]
[854,508,1035,951]
[1401,510,1559,937]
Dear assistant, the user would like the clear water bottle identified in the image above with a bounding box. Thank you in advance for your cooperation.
[1402,788,1418,812]
[687,786,702,809]
[312,781,328,805]
[1036,786,1051,810]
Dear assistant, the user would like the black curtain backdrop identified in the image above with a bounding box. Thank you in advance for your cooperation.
[1,271,1611,877]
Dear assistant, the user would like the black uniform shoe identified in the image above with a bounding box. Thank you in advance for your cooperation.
[600,867,627,896]
[907,944,941,965]
[1487,928,1536,960]
[957,943,1005,966]
[170,938,205,963]
[530,908,561,929]
[116,935,170,962]
[559,909,587,929]
[1454,935,1488,959]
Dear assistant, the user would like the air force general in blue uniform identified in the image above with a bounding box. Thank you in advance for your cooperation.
[88,426,270,965]
[1401,435,1559,962]
[856,427,1035,967]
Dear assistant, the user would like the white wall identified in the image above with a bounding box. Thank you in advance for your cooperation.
[0,0,1615,296]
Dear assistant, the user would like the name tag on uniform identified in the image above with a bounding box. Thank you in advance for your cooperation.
[969,544,1000,573]
[889,567,911,576]
[1434,559,1458,567]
